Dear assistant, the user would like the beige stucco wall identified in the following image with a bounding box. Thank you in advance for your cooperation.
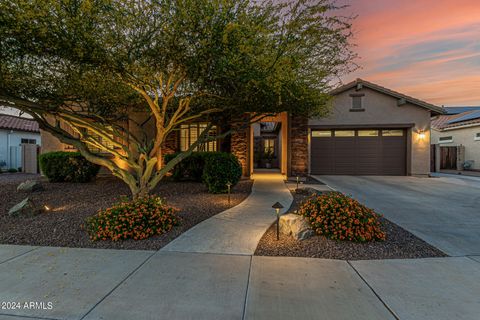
[309,87,432,175]
[431,125,480,170]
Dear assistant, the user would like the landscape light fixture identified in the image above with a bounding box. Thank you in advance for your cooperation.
[272,202,284,240]
[226,182,232,205]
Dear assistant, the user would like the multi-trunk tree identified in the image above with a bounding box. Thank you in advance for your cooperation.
[0,0,356,198]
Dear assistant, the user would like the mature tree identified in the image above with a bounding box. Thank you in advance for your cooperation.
[0,0,356,198]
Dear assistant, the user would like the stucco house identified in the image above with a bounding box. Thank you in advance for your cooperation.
[41,79,445,177]
[0,114,41,171]
[431,107,480,171]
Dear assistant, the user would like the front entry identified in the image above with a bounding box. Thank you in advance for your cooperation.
[253,122,281,169]
[249,113,288,175]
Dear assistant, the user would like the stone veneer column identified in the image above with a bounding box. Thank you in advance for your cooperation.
[289,114,308,176]
[231,122,249,176]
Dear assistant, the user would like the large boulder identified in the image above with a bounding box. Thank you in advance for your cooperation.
[279,213,314,240]
[17,180,44,192]
[8,197,44,217]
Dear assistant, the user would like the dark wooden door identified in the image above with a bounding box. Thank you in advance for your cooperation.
[440,146,457,169]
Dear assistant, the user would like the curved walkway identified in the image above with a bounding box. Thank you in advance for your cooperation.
[161,172,293,255]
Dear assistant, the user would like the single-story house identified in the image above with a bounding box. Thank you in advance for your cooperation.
[41,79,445,177]
[0,114,41,171]
[431,107,480,171]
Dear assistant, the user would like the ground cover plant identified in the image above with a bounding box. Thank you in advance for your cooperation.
[85,196,178,241]
[299,192,386,242]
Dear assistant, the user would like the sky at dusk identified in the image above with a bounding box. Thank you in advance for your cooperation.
[340,0,480,106]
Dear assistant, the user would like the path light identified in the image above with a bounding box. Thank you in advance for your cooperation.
[272,202,284,241]
[44,205,51,211]
[296,176,299,190]
[226,182,232,205]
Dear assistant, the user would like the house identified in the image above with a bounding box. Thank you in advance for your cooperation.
[431,107,480,171]
[0,114,41,172]
[41,79,445,177]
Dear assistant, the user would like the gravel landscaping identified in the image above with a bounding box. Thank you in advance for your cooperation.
[0,173,252,250]
[255,189,448,260]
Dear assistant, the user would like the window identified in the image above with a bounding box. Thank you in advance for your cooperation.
[334,130,355,137]
[311,130,331,138]
[21,139,36,144]
[382,130,404,137]
[475,133,480,141]
[352,96,363,109]
[263,139,275,154]
[180,123,217,152]
[439,136,453,144]
[358,130,378,137]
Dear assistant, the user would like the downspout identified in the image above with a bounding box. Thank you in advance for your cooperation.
[7,130,12,168]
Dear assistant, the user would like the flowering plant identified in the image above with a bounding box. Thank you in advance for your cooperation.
[85,196,178,241]
[298,192,385,242]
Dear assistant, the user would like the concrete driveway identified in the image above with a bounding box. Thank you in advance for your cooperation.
[314,175,480,256]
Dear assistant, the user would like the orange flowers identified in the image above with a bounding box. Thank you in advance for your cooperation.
[84,195,179,241]
[298,192,386,242]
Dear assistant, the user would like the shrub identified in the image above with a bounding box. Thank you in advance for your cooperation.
[164,152,211,182]
[39,151,100,182]
[7,168,18,173]
[299,192,386,242]
[85,196,179,241]
[202,153,242,193]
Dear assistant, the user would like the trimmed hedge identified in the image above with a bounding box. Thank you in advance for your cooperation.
[299,192,386,242]
[85,196,178,241]
[202,153,242,193]
[39,151,100,182]
[165,152,242,193]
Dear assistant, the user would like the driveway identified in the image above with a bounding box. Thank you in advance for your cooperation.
[314,175,480,256]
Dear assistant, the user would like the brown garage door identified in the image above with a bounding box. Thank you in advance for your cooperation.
[310,129,406,175]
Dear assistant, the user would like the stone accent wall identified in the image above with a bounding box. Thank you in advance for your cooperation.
[231,123,249,176]
[290,114,308,176]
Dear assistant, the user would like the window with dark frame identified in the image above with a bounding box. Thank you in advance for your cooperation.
[20,138,36,144]
[180,123,218,152]
[263,138,275,155]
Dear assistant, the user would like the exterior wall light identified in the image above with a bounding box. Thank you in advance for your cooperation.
[418,130,426,140]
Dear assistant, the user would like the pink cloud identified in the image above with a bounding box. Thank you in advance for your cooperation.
[341,0,480,105]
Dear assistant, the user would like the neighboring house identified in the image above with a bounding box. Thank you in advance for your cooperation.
[0,114,41,171]
[431,107,480,171]
[41,79,445,177]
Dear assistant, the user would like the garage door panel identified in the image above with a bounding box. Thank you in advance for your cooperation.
[310,129,406,175]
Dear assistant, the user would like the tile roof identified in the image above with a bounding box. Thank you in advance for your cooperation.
[431,110,480,130]
[0,114,40,133]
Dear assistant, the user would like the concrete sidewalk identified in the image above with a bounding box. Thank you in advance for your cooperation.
[162,173,293,255]
[1,245,480,320]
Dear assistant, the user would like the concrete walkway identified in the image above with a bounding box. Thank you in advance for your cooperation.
[162,173,293,255]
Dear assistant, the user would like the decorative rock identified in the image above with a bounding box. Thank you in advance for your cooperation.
[8,197,44,217]
[279,213,315,240]
[17,180,44,192]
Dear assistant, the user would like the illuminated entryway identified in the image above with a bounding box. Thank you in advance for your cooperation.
[249,112,288,175]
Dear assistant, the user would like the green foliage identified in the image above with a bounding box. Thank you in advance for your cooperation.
[7,168,18,173]
[164,152,211,182]
[85,196,179,241]
[39,151,100,183]
[202,153,242,193]
[299,192,386,242]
